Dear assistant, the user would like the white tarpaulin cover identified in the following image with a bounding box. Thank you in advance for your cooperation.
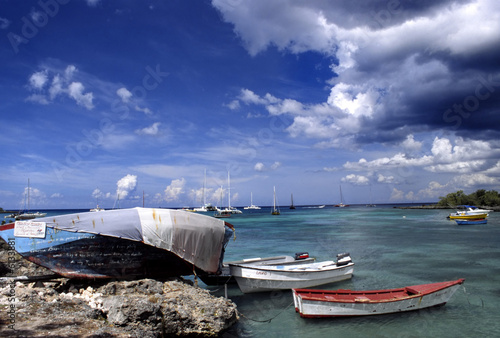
[34,207,228,273]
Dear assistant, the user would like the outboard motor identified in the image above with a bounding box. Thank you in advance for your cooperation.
[336,252,352,266]
[294,252,310,260]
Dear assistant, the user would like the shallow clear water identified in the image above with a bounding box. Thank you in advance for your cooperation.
[17,207,500,337]
[205,206,500,337]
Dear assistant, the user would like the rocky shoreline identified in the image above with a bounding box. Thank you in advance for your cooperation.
[0,239,238,337]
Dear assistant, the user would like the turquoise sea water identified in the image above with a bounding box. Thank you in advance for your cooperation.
[206,205,500,338]
[6,206,500,337]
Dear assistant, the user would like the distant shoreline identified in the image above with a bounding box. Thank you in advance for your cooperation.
[395,204,500,211]
[395,204,450,209]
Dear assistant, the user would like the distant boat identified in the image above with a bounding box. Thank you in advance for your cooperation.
[366,186,376,207]
[334,185,349,207]
[244,192,261,210]
[1,208,235,279]
[272,186,280,215]
[448,205,492,219]
[455,218,487,225]
[290,193,296,209]
[15,211,47,220]
[214,185,230,218]
[219,172,242,214]
[15,179,46,220]
[293,279,465,318]
[193,169,218,212]
[90,187,105,212]
[449,213,488,220]
[90,205,105,212]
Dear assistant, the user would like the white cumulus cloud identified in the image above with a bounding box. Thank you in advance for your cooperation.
[254,162,265,171]
[117,87,132,103]
[342,174,369,185]
[26,65,94,110]
[29,71,48,90]
[116,174,138,200]
[68,82,94,109]
[164,178,186,202]
[136,122,161,136]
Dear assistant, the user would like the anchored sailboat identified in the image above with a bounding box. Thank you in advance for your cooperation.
[290,193,296,209]
[220,172,242,214]
[244,192,261,210]
[214,186,230,218]
[194,169,217,212]
[334,185,349,207]
[15,179,47,220]
[272,186,280,215]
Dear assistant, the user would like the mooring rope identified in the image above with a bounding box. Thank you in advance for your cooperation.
[207,278,233,293]
[236,300,295,323]
[462,284,484,308]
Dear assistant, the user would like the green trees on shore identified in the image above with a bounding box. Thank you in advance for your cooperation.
[437,189,500,207]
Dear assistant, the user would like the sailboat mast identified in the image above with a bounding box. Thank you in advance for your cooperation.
[227,171,231,209]
[273,186,276,210]
[272,186,280,215]
[220,185,224,208]
[203,169,206,206]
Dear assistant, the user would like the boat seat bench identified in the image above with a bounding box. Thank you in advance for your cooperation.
[405,287,420,295]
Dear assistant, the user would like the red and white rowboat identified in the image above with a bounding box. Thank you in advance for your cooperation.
[293,278,465,318]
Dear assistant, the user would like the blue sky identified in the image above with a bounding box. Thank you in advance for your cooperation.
[1,0,500,210]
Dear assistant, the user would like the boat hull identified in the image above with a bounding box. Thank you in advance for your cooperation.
[230,261,354,293]
[15,212,47,220]
[455,219,487,225]
[448,213,487,220]
[199,254,315,286]
[293,279,464,318]
[0,223,198,279]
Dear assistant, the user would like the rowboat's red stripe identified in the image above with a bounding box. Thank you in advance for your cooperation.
[0,223,15,231]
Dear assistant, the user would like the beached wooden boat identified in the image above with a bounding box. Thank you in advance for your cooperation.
[293,279,465,318]
[229,253,353,293]
[0,208,234,279]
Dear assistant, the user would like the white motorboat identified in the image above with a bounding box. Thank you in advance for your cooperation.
[229,253,354,293]
[199,252,314,285]
[448,205,492,218]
